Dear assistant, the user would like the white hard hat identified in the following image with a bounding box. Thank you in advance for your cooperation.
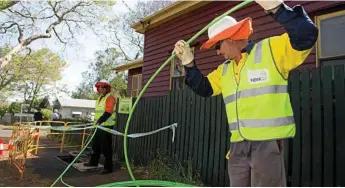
[200,16,253,50]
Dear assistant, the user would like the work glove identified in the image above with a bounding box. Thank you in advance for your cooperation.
[255,0,283,11]
[173,40,194,66]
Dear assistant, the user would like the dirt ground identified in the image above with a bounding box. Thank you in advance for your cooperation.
[0,130,147,187]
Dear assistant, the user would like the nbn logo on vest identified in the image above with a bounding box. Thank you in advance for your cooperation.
[248,69,269,84]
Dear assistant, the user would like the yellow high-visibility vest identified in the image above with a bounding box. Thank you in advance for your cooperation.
[220,38,295,142]
[94,93,116,127]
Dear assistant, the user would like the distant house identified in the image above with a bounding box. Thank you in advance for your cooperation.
[114,58,143,98]
[51,98,96,119]
[125,1,345,97]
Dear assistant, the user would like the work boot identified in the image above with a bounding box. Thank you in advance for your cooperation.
[83,162,98,167]
[98,169,113,175]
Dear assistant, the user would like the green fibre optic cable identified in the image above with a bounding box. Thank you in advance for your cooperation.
[50,0,253,187]
[51,127,97,187]
[96,180,196,187]
[122,0,253,186]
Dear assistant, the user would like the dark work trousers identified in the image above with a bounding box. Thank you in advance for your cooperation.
[90,128,113,171]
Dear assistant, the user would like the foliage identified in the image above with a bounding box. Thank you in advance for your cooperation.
[72,48,127,99]
[7,102,21,113]
[0,47,66,111]
[146,152,203,186]
[15,49,66,110]
[0,102,9,117]
[0,45,29,90]
[40,108,52,120]
[0,1,18,11]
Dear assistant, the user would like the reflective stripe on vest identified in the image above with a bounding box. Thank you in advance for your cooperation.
[221,39,295,143]
[223,85,288,104]
[222,60,230,76]
[228,116,294,131]
[94,93,116,126]
[254,40,263,64]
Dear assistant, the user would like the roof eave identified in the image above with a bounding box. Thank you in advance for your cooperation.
[113,58,144,73]
[131,1,212,34]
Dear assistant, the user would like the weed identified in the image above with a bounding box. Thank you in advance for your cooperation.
[145,151,203,186]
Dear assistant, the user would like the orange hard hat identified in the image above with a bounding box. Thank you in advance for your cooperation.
[95,80,111,93]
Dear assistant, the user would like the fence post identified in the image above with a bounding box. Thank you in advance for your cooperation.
[60,121,67,153]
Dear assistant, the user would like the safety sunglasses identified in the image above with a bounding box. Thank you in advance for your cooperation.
[214,40,223,50]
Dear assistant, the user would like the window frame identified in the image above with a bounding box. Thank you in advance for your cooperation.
[131,73,142,98]
[315,10,345,67]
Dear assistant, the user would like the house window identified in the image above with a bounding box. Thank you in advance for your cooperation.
[131,74,142,97]
[316,10,345,67]
[170,47,195,90]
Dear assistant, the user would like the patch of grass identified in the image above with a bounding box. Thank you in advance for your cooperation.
[144,151,203,186]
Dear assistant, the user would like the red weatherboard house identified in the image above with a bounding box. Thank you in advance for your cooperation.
[114,1,345,98]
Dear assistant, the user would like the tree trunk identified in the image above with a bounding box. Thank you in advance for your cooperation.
[28,83,42,112]
[0,43,24,69]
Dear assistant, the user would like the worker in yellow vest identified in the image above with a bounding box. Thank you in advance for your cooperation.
[173,0,318,186]
[84,80,116,174]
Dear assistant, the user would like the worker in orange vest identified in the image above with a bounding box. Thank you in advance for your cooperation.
[84,80,116,174]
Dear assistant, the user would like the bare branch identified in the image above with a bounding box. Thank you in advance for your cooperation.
[113,31,131,61]
[0,21,24,42]
[23,47,32,56]
[65,22,75,39]
[53,27,67,44]
[0,22,17,33]
[8,5,54,21]
[16,23,23,43]
[8,8,34,22]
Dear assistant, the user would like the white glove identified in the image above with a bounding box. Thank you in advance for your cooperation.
[173,40,194,66]
[255,0,283,11]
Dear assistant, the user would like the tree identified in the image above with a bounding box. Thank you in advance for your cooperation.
[0,48,66,111]
[72,48,127,99]
[98,0,175,61]
[15,49,66,111]
[0,0,115,69]
[0,45,28,91]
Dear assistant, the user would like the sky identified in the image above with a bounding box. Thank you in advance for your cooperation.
[5,0,140,100]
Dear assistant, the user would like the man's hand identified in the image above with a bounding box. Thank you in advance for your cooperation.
[255,0,283,12]
[173,40,194,67]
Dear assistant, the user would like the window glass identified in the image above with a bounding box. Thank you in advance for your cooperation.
[320,14,345,57]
